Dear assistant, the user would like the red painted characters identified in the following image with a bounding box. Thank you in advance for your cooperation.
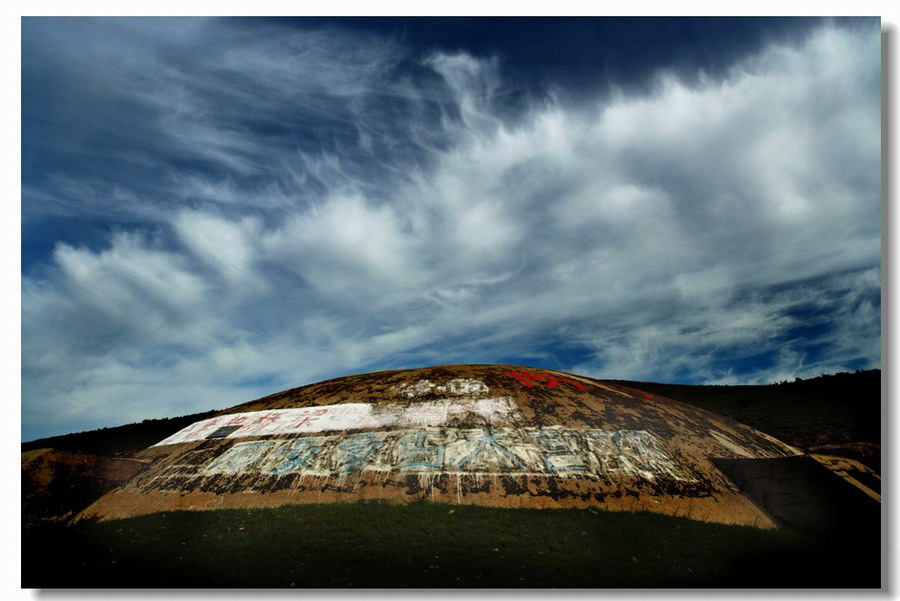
[507,370,587,391]
[507,370,656,400]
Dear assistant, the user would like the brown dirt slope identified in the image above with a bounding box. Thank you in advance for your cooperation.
[22,448,149,527]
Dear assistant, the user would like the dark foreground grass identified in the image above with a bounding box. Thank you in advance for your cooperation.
[22,501,881,589]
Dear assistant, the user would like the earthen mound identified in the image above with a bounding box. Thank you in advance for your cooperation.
[79,365,803,527]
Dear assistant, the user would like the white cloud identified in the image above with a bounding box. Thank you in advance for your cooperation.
[22,20,881,439]
[28,232,211,352]
[173,211,264,288]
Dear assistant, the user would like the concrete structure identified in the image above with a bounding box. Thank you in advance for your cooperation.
[77,364,847,528]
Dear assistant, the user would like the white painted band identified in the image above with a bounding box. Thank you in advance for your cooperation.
[153,397,522,446]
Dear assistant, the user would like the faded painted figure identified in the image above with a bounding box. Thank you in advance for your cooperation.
[187,426,695,482]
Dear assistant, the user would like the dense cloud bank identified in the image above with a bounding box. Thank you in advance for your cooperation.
[22,19,880,439]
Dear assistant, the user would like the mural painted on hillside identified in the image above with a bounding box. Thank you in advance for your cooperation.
[147,426,697,483]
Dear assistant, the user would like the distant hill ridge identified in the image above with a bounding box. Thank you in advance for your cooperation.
[22,410,221,457]
[617,369,880,451]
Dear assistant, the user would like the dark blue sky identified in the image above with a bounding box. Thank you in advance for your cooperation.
[21,17,881,440]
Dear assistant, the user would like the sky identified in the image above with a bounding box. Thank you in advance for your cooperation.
[20,16,882,441]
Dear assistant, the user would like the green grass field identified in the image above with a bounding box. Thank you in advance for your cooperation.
[22,501,880,589]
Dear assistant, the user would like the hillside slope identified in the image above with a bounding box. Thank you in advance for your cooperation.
[619,370,880,456]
